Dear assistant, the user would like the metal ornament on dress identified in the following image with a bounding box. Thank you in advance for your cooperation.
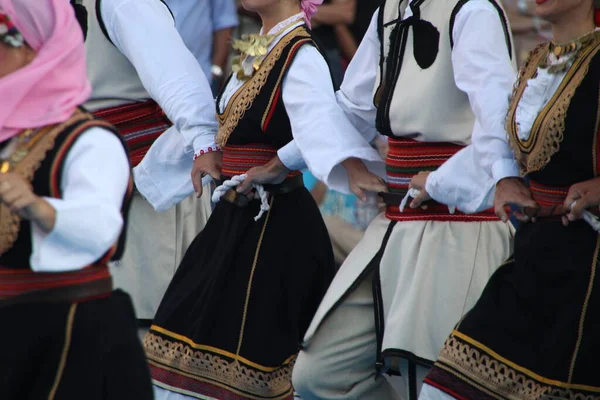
[212,174,270,221]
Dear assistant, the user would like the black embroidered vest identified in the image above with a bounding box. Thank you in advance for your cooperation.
[0,111,132,269]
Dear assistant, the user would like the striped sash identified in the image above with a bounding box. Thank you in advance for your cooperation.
[0,265,111,302]
[221,144,301,178]
[385,138,497,222]
[93,99,171,167]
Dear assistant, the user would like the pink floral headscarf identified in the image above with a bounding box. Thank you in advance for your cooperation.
[0,0,91,142]
[301,0,324,29]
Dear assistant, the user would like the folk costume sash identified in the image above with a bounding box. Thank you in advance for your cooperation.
[222,144,301,179]
[385,138,497,222]
[93,99,171,167]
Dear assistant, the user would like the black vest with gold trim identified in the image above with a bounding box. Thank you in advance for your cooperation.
[215,26,323,150]
[0,110,133,270]
[507,34,600,186]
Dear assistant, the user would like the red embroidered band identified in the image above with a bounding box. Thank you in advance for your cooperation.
[0,265,110,299]
[221,143,301,178]
[385,138,497,222]
[93,99,172,167]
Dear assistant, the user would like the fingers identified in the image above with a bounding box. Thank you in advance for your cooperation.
[568,198,587,220]
[516,194,538,209]
[409,191,430,209]
[350,184,367,202]
[562,215,570,227]
[191,172,202,198]
[512,210,531,223]
[207,167,221,181]
[9,195,35,214]
[495,204,511,223]
[360,180,387,195]
[236,176,254,194]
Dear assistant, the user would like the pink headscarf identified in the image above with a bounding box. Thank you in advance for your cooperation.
[301,0,324,29]
[0,0,91,142]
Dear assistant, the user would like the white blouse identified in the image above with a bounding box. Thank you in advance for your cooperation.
[1,127,130,273]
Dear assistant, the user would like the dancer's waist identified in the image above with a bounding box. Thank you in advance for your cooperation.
[92,99,171,167]
[525,181,600,219]
[385,138,496,221]
[0,265,112,306]
[221,144,301,179]
[217,175,304,208]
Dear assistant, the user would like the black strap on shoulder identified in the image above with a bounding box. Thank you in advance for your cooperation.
[71,0,89,40]
[95,0,175,46]
[449,0,513,60]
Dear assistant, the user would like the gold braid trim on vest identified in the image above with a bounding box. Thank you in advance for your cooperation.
[506,34,600,175]
[0,110,91,255]
[216,26,311,148]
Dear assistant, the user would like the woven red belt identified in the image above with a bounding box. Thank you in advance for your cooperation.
[93,99,171,167]
[385,138,497,222]
[222,144,301,178]
[0,265,112,304]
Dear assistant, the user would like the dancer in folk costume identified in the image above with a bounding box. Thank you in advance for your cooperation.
[288,0,522,398]
[79,0,217,323]
[0,0,152,398]
[140,0,377,398]
[422,1,600,399]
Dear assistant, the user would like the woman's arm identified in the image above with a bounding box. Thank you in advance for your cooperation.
[29,127,130,272]
[312,0,356,26]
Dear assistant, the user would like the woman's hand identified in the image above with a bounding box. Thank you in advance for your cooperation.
[0,172,56,232]
[191,151,222,198]
[562,177,600,226]
[236,156,290,195]
[408,171,431,208]
[342,158,387,201]
[494,177,538,223]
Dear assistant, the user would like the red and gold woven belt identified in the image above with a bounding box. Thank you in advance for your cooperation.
[0,265,112,305]
[384,138,497,222]
[221,143,301,179]
[93,99,171,167]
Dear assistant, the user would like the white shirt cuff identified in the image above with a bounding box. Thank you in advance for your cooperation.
[278,141,306,171]
[30,198,123,272]
[491,158,520,183]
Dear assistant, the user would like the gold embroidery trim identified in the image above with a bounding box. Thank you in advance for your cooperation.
[437,331,600,400]
[593,83,600,176]
[568,236,600,383]
[507,36,600,175]
[48,303,77,399]
[144,331,295,399]
[260,39,312,130]
[0,110,92,256]
[216,27,311,147]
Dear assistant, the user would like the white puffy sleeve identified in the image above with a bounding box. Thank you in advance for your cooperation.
[281,45,385,193]
[335,9,381,143]
[450,0,520,182]
[101,0,218,155]
[424,0,520,212]
[30,127,130,272]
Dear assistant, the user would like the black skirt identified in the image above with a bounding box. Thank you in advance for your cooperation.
[145,188,335,400]
[426,219,600,399]
[0,290,153,400]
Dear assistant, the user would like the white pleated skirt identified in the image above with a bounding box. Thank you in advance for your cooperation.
[304,212,514,363]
